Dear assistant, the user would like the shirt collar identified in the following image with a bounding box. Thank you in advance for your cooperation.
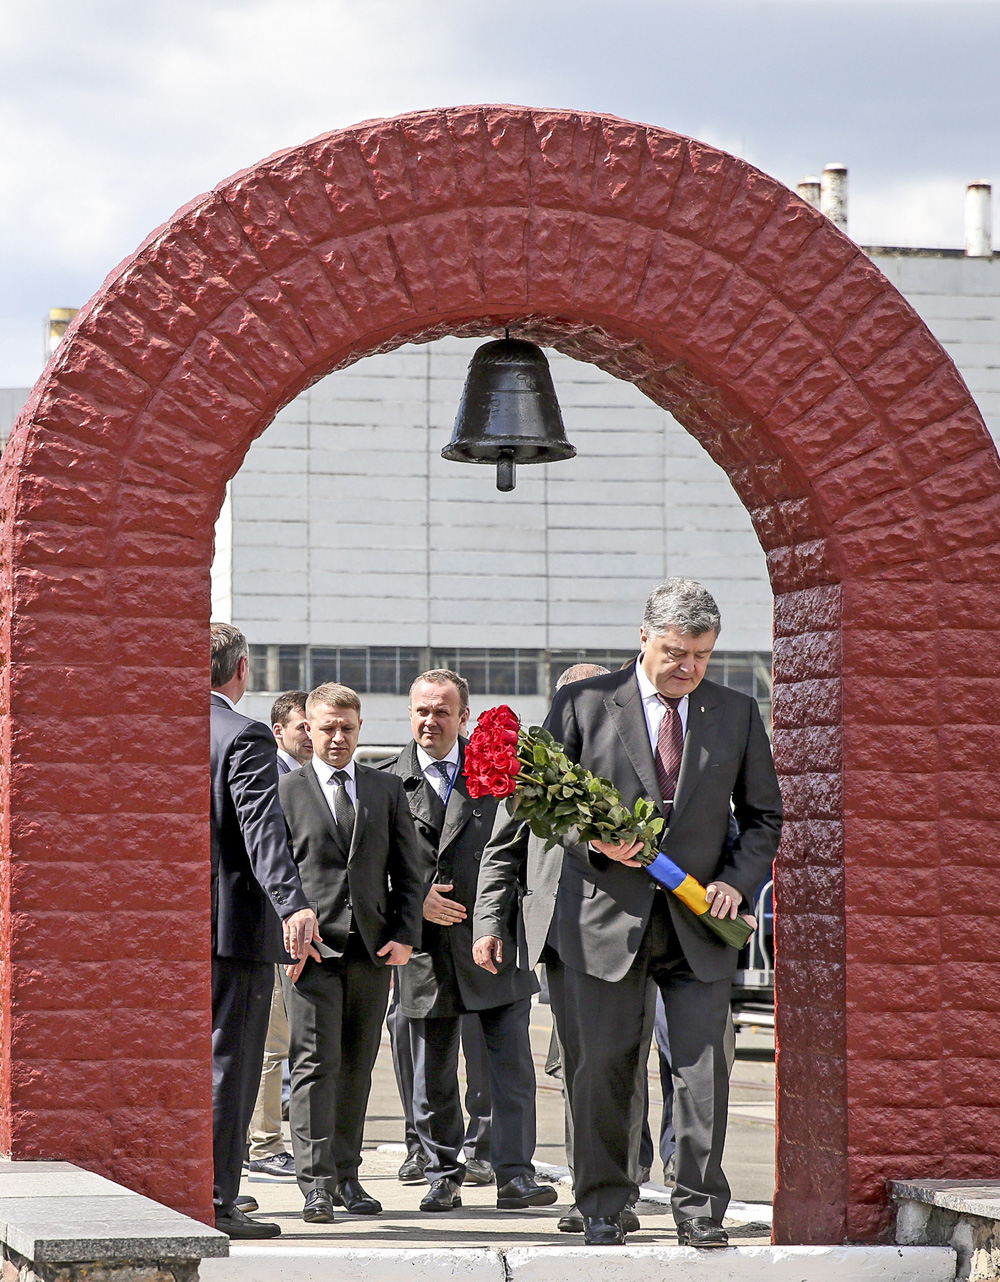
[276,748,301,772]
[634,657,688,711]
[211,690,238,712]
[415,741,460,775]
[312,755,357,786]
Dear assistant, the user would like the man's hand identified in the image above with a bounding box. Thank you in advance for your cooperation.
[423,884,467,926]
[473,935,503,973]
[705,880,742,920]
[591,838,644,868]
[378,940,413,966]
[285,939,323,983]
[283,907,320,960]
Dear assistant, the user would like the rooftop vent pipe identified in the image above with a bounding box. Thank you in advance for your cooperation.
[820,164,848,233]
[797,176,821,210]
[965,181,992,257]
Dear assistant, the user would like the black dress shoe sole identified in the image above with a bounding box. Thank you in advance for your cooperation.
[420,1197,462,1212]
[677,1230,730,1247]
[335,1201,382,1214]
[584,1230,625,1245]
[216,1219,281,1239]
[302,1201,336,1224]
[497,1186,559,1209]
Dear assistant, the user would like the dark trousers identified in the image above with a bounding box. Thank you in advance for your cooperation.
[460,1015,492,1160]
[211,954,274,1216]
[389,983,492,1160]
[410,996,536,1187]
[548,897,732,1223]
[281,940,392,1194]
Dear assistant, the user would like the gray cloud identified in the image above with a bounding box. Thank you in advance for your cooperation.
[2,0,997,385]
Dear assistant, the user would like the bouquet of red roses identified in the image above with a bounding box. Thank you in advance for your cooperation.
[465,704,753,950]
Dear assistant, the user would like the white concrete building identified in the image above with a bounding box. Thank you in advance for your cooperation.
[3,243,998,747]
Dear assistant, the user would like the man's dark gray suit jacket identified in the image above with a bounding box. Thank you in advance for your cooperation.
[476,668,782,984]
[382,739,538,1018]
[278,761,426,964]
[210,693,310,963]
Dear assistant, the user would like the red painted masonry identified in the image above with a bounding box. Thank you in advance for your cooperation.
[1,106,998,1237]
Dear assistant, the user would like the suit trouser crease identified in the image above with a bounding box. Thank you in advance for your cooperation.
[547,901,732,1222]
[248,966,290,1159]
[387,982,420,1153]
[410,996,536,1186]
[389,987,493,1160]
[282,950,391,1193]
[554,978,656,1183]
[212,955,274,1215]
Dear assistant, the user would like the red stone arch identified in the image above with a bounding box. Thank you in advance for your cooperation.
[2,105,999,1241]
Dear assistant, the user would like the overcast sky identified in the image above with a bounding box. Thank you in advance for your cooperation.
[1,0,998,387]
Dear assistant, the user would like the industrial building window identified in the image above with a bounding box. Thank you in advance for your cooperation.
[246,644,772,723]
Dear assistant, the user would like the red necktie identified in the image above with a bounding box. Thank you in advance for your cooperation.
[654,695,684,813]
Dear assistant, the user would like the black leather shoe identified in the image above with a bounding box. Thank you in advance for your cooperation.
[215,1206,281,1238]
[621,1205,641,1233]
[420,1177,462,1211]
[397,1149,429,1183]
[496,1174,559,1209]
[234,1194,258,1213]
[302,1189,336,1223]
[677,1216,729,1247]
[464,1158,495,1185]
[558,1203,584,1232]
[583,1214,625,1245]
[332,1177,382,1215]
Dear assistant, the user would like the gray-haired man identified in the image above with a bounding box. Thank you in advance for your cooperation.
[474,579,782,1246]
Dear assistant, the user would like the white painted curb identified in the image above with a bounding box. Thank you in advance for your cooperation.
[201,1243,956,1282]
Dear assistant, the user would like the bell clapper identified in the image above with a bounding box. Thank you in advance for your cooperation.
[496,448,516,492]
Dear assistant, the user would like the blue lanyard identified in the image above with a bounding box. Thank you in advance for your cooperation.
[435,759,459,809]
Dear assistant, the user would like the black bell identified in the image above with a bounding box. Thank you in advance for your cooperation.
[442,337,576,491]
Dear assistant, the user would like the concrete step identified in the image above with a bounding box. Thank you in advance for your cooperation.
[201,1244,956,1282]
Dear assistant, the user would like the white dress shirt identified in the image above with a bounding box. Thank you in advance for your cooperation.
[277,747,301,773]
[311,755,358,821]
[415,741,461,800]
[211,690,238,711]
[634,658,689,751]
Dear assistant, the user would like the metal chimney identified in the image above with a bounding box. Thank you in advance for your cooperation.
[820,164,848,233]
[797,176,821,210]
[46,307,79,357]
[965,181,992,257]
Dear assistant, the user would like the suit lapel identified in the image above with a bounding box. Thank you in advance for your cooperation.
[347,764,369,862]
[670,685,723,822]
[606,675,664,811]
[303,762,349,857]
[399,741,443,831]
[439,744,473,854]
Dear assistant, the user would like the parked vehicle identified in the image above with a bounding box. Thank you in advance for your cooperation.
[731,879,773,1030]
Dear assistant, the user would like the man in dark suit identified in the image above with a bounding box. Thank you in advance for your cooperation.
[383,670,556,1214]
[272,689,313,775]
[209,625,319,1238]
[279,682,426,1224]
[474,579,782,1246]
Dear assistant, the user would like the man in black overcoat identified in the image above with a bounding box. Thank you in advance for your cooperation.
[382,670,556,1214]
[474,579,782,1246]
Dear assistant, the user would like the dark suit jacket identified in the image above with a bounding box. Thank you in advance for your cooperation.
[210,693,311,963]
[475,813,562,972]
[480,669,782,984]
[278,760,426,966]
[382,740,538,1018]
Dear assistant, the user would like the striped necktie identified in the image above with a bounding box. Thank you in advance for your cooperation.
[654,695,684,813]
